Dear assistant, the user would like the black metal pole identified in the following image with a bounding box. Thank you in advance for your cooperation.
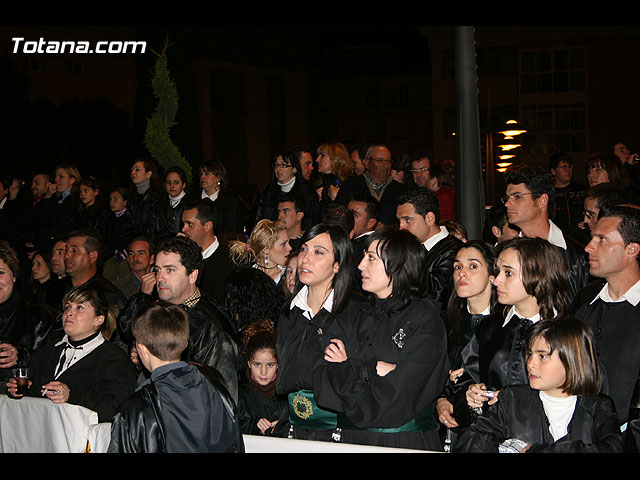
[454,26,485,240]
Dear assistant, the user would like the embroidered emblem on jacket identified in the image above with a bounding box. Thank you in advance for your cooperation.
[292,394,313,419]
[392,328,406,348]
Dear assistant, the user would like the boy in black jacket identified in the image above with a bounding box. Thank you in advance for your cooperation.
[108,301,244,453]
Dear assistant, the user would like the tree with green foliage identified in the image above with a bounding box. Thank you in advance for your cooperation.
[144,38,192,183]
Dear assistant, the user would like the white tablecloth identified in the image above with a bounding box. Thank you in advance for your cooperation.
[0,394,110,453]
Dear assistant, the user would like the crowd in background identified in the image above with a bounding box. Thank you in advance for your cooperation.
[0,139,639,453]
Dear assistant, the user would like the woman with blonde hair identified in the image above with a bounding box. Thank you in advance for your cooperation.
[315,142,354,207]
[229,219,292,283]
[43,163,83,236]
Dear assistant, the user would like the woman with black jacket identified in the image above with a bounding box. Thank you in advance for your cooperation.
[313,228,448,450]
[127,158,169,241]
[449,237,570,432]
[7,286,137,423]
[164,166,189,235]
[275,223,355,442]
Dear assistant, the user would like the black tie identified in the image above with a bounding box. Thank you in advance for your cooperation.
[54,343,83,378]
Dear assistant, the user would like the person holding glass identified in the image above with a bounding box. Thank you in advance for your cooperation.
[7,286,137,422]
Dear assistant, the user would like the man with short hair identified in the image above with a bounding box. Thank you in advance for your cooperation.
[322,204,355,239]
[503,165,589,303]
[335,144,406,226]
[114,236,155,299]
[549,152,586,236]
[277,194,305,250]
[350,145,367,177]
[180,198,235,305]
[108,301,243,453]
[292,146,315,183]
[348,194,379,241]
[26,172,54,245]
[348,194,380,282]
[396,187,462,306]
[574,204,640,446]
[118,235,240,402]
[50,236,68,279]
[409,153,432,189]
[482,204,519,245]
[47,229,127,344]
[581,183,627,233]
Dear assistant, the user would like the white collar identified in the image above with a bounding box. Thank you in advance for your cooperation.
[423,225,449,251]
[55,332,105,350]
[502,305,543,327]
[289,285,334,320]
[355,230,375,240]
[278,176,296,193]
[467,303,491,316]
[519,220,566,250]
[54,333,105,378]
[201,189,219,202]
[590,279,640,307]
[201,237,219,259]
[168,190,186,207]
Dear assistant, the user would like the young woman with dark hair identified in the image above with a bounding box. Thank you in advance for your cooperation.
[275,223,356,442]
[77,176,110,235]
[449,236,570,432]
[164,166,189,235]
[313,228,448,450]
[436,240,498,443]
[197,160,247,237]
[101,187,134,283]
[127,158,169,240]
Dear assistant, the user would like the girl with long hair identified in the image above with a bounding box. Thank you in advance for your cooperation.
[237,320,288,436]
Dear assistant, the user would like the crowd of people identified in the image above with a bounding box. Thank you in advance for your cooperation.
[0,139,639,453]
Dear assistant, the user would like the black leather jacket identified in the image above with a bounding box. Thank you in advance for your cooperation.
[561,233,591,305]
[0,289,55,391]
[455,385,623,453]
[425,234,464,307]
[108,362,244,453]
[117,290,241,403]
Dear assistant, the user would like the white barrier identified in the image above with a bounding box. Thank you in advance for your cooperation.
[242,434,434,453]
[0,395,437,453]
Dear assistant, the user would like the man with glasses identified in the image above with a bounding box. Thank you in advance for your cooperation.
[409,153,433,189]
[335,144,407,226]
[503,165,589,305]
